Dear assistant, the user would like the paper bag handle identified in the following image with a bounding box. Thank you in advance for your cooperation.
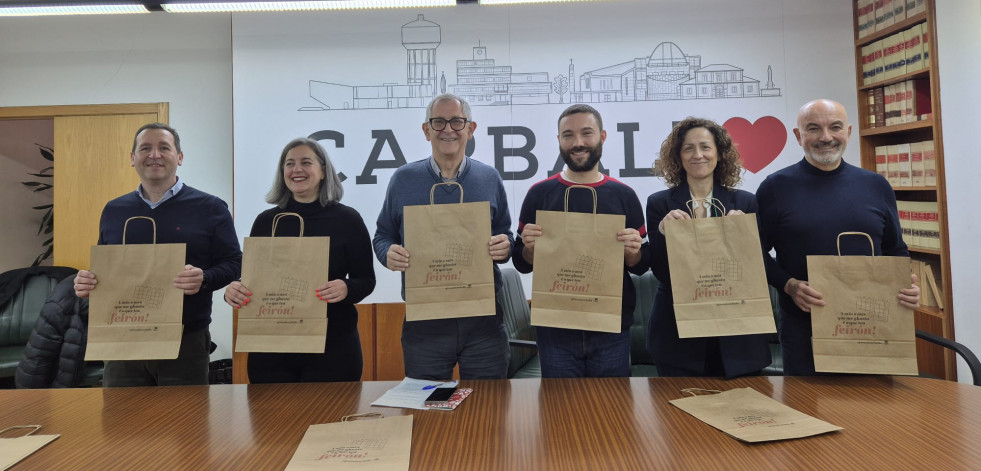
[563,185,598,214]
[0,425,42,437]
[836,232,874,256]
[430,182,464,204]
[680,388,723,397]
[122,216,156,245]
[271,212,304,237]
[685,198,727,218]
[341,412,383,422]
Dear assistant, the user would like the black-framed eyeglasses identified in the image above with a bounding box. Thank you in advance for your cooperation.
[428,117,469,131]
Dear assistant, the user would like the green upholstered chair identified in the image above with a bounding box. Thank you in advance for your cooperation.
[498,268,540,379]
[629,271,659,377]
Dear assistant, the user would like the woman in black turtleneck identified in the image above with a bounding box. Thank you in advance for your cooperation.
[224,138,376,383]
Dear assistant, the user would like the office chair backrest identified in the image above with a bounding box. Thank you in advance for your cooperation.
[916,329,981,386]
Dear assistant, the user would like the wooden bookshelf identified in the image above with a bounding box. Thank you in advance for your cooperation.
[854,0,955,380]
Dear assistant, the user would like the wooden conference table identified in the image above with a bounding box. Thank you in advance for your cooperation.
[3,376,980,470]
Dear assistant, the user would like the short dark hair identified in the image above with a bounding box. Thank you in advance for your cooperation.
[132,123,181,154]
[266,137,344,208]
[557,104,603,132]
[654,117,743,188]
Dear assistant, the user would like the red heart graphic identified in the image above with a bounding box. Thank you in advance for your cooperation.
[723,116,787,174]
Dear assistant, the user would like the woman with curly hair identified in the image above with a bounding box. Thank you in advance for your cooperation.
[646,117,771,377]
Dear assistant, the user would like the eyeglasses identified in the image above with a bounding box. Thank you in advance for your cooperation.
[428,117,469,131]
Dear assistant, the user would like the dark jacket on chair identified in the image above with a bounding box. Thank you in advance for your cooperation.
[15,277,90,388]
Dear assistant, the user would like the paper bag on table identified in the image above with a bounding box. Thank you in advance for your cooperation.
[284,414,412,471]
[669,388,842,442]
[0,425,59,471]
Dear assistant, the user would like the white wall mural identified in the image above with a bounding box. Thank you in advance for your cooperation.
[233,0,856,303]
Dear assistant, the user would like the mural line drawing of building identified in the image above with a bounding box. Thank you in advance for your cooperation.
[450,43,551,106]
[301,16,780,111]
[304,14,441,110]
[572,41,780,103]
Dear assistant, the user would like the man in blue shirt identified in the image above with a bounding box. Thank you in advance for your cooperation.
[74,123,241,387]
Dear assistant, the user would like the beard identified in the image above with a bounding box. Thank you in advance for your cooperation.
[560,141,603,173]
[805,140,846,166]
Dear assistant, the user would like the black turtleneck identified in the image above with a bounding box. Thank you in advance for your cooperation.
[249,199,376,333]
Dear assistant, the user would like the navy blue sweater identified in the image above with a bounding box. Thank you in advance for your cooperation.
[98,185,242,331]
[757,158,908,316]
[512,173,650,329]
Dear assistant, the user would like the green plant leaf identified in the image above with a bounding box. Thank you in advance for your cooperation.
[22,181,42,187]
[38,147,54,162]
[32,204,53,210]
[27,172,53,178]
[32,184,53,192]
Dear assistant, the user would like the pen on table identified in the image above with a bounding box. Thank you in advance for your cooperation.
[422,384,439,390]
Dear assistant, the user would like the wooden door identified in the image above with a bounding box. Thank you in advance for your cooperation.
[0,103,168,270]
[54,113,158,269]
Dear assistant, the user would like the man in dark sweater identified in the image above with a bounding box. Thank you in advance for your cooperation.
[512,104,649,378]
[374,94,514,380]
[758,99,920,375]
[73,123,241,387]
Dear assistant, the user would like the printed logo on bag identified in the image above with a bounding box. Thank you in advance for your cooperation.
[691,259,742,302]
[832,297,888,337]
[424,254,465,285]
[108,285,165,324]
[315,438,388,462]
[549,255,605,293]
[733,414,777,428]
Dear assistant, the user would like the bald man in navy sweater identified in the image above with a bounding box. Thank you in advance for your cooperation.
[757,99,920,376]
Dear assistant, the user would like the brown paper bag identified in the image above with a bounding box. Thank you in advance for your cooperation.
[403,183,495,321]
[0,426,59,471]
[236,213,330,353]
[531,185,624,333]
[669,388,843,442]
[87,216,186,360]
[807,232,916,375]
[664,199,775,338]
[284,414,412,471]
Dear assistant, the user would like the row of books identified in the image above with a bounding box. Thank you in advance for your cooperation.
[897,200,941,250]
[910,259,944,309]
[875,140,936,187]
[857,0,928,39]
[860,23,930,85]
[865,79,931,128]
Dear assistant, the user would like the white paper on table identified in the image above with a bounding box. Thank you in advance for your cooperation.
[370,377,459,410]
